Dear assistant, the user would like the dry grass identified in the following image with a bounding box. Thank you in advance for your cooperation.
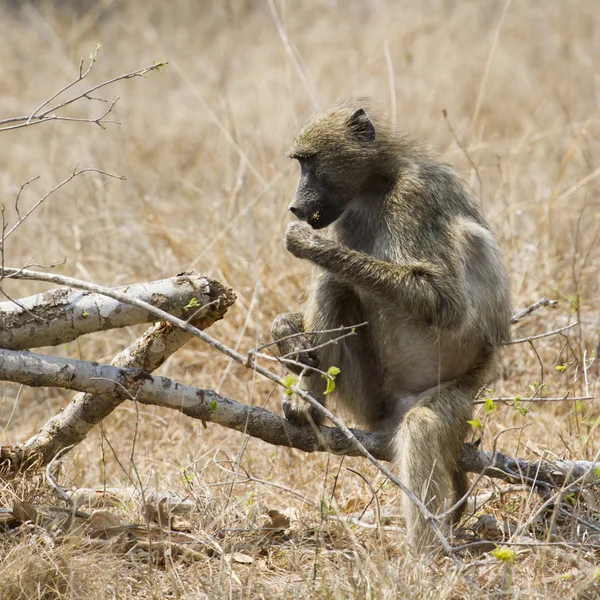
[1,0,600,597]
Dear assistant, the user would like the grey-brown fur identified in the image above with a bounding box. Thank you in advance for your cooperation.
[272,99,511,550]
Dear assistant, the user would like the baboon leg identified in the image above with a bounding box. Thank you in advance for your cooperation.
[394,381,473,551]
[272,311,324,426]
[274,277,379,428]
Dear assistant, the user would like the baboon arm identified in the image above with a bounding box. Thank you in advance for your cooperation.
[287,224,465,327]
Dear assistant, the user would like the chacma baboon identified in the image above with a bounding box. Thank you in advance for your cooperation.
[271,100,511,550]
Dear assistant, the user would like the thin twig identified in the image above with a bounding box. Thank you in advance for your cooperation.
[1,168,125,247]
[45,445,76,505]
[511,297,558,324]
[0,46,166,133]
[504,322,578,345]
[474,394,594,405]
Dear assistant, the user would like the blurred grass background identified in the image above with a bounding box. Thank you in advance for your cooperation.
[0,1,599,597]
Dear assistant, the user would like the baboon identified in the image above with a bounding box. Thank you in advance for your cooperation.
[271,100,511,550]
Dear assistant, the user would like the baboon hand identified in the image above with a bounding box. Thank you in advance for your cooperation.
[285,221,321,259]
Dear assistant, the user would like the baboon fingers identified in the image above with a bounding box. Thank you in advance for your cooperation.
[281,392,325,426]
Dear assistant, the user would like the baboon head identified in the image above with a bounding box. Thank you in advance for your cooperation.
[287,102,392,229]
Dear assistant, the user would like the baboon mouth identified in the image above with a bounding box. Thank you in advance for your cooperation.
[308,216,329,230]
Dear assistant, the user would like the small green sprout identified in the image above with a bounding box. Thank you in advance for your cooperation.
[183,297,201,312]
[513,395,529,417]
[322,365,341,395]
[282,373,297,396]
[491,546,517,563]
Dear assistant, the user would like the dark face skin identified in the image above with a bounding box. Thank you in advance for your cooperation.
[288,155,348,229]
[287,107,377,230]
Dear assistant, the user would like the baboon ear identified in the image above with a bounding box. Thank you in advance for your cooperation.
[347,108,376,142]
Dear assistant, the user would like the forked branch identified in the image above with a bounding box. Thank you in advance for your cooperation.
[2,349,597,494]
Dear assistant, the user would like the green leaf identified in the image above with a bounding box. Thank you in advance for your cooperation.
[151,60,168,74]
[594,467,600,479]
[484,397,496,416]
[183,297,201,312]
[282,374,296,396]
[491,546,517,563]
[555,364,567,372]
[467,417,483,429]
[81,311,89,318]
[209,400,217,412]
[322,365,340,395]
[324,377,336,395]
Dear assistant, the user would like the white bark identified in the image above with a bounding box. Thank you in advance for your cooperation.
[14,279,235,467]
[0,273,222,350]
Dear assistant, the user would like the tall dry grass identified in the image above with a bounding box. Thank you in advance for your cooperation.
[0,1,599,597]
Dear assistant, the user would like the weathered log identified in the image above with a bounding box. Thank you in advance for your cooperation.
[9,279,235,468]
[0,273,224,350]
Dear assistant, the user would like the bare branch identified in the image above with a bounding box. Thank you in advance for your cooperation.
[1,168,124,246]
[474,394,593,405]
[511,297,559,324]
[2,349,598,495]
[504,322,578,345]
[0,44,167,133]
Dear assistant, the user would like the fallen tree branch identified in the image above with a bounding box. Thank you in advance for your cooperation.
[14,279,235,468]
[0,267,442,543]
[2,349,597,491]
[0,269,580,551]
[0,349,391,464]
[0,273,231,350]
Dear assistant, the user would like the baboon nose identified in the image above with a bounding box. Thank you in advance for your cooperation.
[288,205,300,217]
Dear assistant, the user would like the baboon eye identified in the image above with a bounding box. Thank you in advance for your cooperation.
[292,153,315,163]
[294,154,317,171]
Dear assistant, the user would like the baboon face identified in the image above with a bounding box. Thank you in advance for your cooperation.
[288,108,377,230]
